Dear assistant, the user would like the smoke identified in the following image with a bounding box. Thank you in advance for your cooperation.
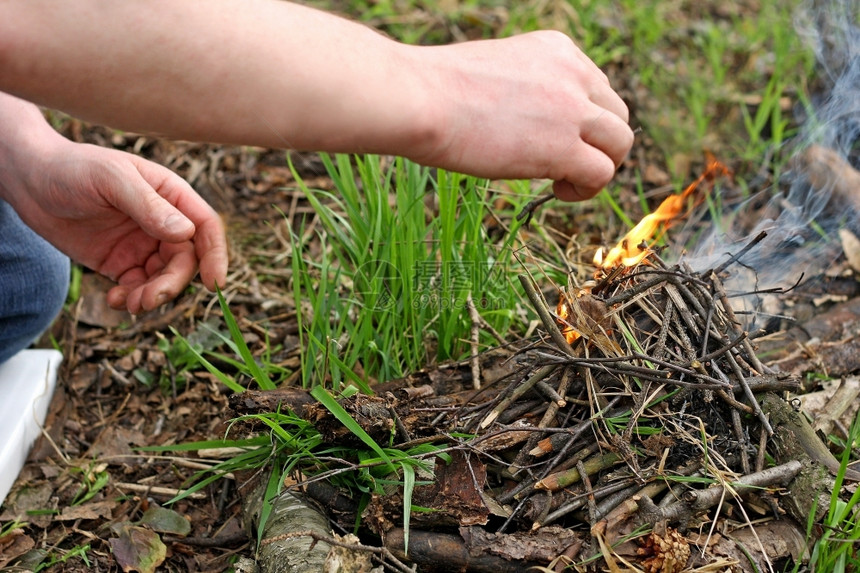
[678,0,860,329]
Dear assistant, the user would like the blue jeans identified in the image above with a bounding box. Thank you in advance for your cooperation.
[0,200,70,365]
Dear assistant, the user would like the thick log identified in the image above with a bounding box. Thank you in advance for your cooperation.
[384,527,566,573]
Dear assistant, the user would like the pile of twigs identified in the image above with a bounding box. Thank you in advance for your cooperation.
[436,233,809,559]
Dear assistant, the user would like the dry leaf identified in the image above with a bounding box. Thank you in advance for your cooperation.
[109,523,167,573]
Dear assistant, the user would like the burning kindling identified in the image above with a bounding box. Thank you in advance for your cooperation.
[593,156,731,270]
[463,160,835,567]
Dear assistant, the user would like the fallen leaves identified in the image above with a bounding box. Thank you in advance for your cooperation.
[109,523,167,573]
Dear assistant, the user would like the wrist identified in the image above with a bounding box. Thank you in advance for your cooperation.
[386,43,451,167]
[0,95,67,205]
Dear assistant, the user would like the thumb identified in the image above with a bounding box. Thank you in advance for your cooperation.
[109,163,197,242]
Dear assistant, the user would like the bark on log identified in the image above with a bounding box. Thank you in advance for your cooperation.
[242,475,332,573]
[759,392,857,524]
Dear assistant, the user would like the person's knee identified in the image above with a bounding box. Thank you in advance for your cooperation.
[33,247,71,333]
[0,204,70,364]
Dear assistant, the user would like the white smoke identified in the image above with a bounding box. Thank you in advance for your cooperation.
[677,0,860,329]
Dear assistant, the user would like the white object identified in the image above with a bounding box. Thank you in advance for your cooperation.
[0,349,62,507]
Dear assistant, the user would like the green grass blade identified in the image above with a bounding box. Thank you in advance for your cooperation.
[169,326,246,393]
[216,286,275,390]
[310,386,394,472]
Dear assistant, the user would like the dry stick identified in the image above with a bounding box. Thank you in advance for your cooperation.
[720,347,773,434]
[731,407,752,475]
[675,273,735,350]
[516,193,554,224]
[465,293,482,390]
[670,307,697,364]
[534,379,567,407]
[756,424,769,473]
[509,367,575,473]
[603,273,674,306]
[656,460,802,524]
[480,365,556,429]
[498,441,599,532]
[625,291,683,359]
[114,482,207,500]
[531,352,728,388]
[711,272,772,378]
[706,362,755,414]
[538,479,637,528]
[530,433,589,459]
[534,451,622,492]
[498,400,623,505]
[664,284,703,342]
[654,296,675,362]
[577,459,599,526]
[603,479,672,530]
[711,230,769,276]
[670,277,711,327]
[695,332,748,364]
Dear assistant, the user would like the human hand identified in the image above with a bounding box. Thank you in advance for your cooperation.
[407,31,634,201]
[4,139,228,314]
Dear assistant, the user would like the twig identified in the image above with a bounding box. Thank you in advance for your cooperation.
[538,480,636,528]
[656,460,802,523]
[534,451,621,492]
[480,365,556,429]
[114,482,207,500]
[516,193,554,225]
[711,230,769,275]
[466,293,482,389]
[577,459,598,525]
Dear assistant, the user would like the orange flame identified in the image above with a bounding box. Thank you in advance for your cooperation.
[559,158,729,344]
[556,291,579,344]
[595,157,730,270]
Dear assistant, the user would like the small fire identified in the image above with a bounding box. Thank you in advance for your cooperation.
[595,157,731,270]
[557,289,579,344]
[557,157,730,345]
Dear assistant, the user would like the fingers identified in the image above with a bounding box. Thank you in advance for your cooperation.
[194,216,229,291]
[581,110,635,169]
[551,142,616,202]
[554,34,634,199]
[103,157,227,312]
[135,159,229,290]
[554,103,633,202]
[110,241,199,313]
[107,160,197,243]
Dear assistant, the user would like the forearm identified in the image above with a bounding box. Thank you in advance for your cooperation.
[0,0,438,157]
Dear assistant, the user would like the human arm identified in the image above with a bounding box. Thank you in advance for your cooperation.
[0,0,633,200]
[0,91,228,313]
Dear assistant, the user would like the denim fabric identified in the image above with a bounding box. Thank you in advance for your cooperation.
[0,200,69,365]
